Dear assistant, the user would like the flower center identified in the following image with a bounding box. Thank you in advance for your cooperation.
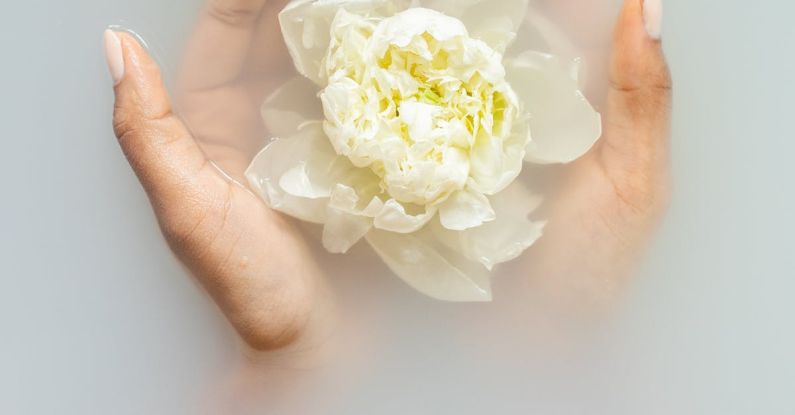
[320,8,519,206]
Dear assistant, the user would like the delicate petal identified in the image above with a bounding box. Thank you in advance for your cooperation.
[280,0,411,84]
[506,50,602,164]
[373,200,436,233]
[322,185,382,253]
[245,122,351,223]
[438,187,496,231]
[261,76,322,138]
[398,101,441,142]
[279,163,328,199]
[369,7,469,57]
[274,123,353,199]
[323,210,372,253]
[468,110,530,195]
[246,147,327,224]
[432,182,545,270]
[366,229,492,302]
[419,0,529,52]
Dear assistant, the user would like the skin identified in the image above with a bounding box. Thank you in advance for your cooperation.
[509,0,673,312]
[108,0,671,352]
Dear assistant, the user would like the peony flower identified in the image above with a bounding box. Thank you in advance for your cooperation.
[246,0,602,301]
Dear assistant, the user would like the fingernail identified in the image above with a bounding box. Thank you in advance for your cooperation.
[103,29,124,85]
[643,0,663,40]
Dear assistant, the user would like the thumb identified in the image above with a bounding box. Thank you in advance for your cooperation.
[104,29,210,207]
[601,0,672,178]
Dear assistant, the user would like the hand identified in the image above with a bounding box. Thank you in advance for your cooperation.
[105,0,327,352]
[510,0,672,311]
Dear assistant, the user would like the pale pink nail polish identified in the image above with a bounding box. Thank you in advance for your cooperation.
[643,0,663,40]
[103,29,124,85]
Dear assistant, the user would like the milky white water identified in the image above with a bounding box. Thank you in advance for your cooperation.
[2,0,794,413]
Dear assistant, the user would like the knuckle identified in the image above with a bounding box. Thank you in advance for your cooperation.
[649,67,673,95]
[113,106,179,149]
[112,110,137,141]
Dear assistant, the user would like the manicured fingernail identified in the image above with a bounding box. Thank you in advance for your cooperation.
[643,0,663,40]
[103,29,124,85]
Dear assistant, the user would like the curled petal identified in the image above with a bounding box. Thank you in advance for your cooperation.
[506,51,602,164]
[280,0,411,84]
[438,187,496,231]
[432,182,544,270]
[366,229,492,302]
[419,0,529,52]
[373,200,436,234]
[261,76,322,138]
[246,123,350,223]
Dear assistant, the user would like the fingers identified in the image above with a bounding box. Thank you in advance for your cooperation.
[601,0,672,174]
[105,30,209,206]
[179,0,270,90]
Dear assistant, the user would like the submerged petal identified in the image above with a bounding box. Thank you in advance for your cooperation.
[506,51,602,164]
[420,0,529,52]
[261,76,322,138]
[366,229,492,302]
[432,182,544,270]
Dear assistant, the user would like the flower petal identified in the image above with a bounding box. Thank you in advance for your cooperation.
[432,182,544,270]
[438,187,496,231]
[373,199,436,234]
[468,110,530,195]
[246,122,349,223]
[506,50,602,164]
[322,184,384,253]
[280,0,411,84]
[261,76,322,138]
[505,6,581,68]
[366,229,492,302]
[369,7,469,57]
[419,0,529,52]
[274,123,352,199]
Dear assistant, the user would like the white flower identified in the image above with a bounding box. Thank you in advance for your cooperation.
[247,0,602,302]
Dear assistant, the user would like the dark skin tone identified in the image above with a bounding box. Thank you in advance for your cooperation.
[108,0,671,353]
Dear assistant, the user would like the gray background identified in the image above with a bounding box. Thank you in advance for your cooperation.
[2,0,794,414]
